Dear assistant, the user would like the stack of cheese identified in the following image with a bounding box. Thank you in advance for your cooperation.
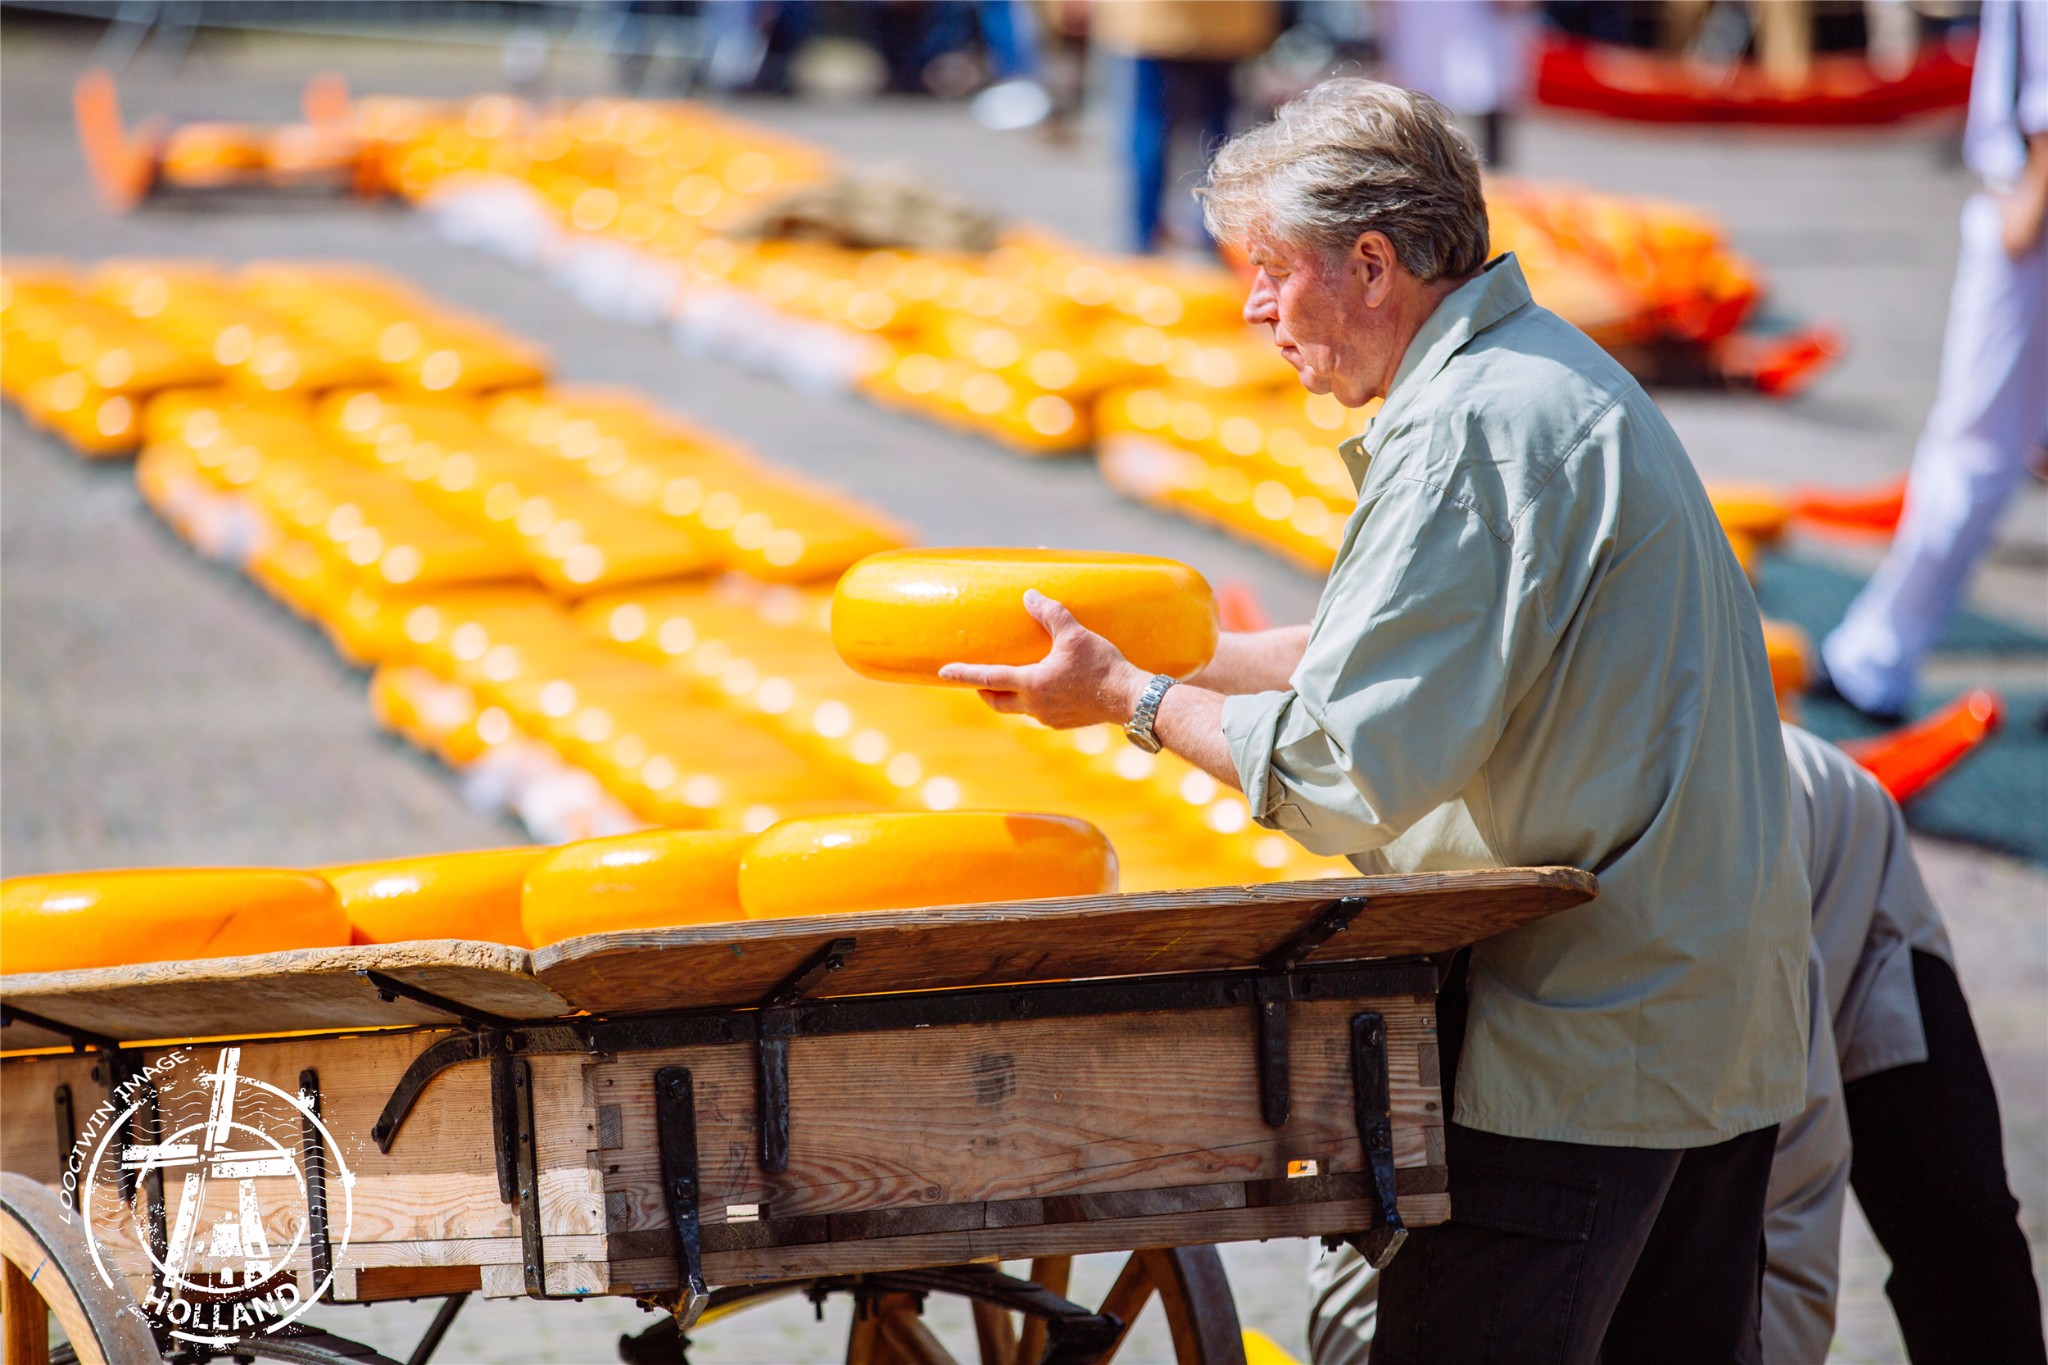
[0,261,216,454]
[360,95,1777,458]
[8,258,1351,892]
[0,809,1119,975]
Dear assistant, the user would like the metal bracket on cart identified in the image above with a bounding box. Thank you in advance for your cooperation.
[1344,1009,1408,1268]
[1254,895,1367,1128]
[298,1068,334,1297]
[619,1263,1126,1365]
[755,935,855,1174]
[0,1000,122,1052]
[358,968,525,1033]
[365,952,1435,1301]
[654,1065,710,1329]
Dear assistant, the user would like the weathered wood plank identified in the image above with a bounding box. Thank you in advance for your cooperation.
[0,1053,100,1185]
[351,1264,481,1302]
[653,1195,1451,1289]
[589,997,1438,1237]
[535,869,1593,1015]
[0,941,573,1046]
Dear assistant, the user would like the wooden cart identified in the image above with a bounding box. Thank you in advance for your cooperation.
[0,868,1593,1365]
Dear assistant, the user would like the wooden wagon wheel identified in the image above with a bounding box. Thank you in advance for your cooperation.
[621,1246,1246,1365]
[930,1249,1246,1365]
[0,1173,161,1365]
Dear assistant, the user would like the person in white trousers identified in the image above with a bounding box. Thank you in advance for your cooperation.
[1306,726,2045,1364]
[1821,0,2048,721]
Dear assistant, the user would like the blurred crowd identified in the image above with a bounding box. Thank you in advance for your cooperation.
[603,1,1982,253]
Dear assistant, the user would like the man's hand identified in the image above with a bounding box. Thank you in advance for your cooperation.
[938,591,1151,730]
[2001,135,2048,260]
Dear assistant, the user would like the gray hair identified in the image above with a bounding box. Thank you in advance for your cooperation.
[1200,78,1490,283]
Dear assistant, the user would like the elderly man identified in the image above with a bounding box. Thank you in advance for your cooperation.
[942,79,1808,1359]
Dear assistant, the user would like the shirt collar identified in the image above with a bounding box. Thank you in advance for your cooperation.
[1344,253,1533,486]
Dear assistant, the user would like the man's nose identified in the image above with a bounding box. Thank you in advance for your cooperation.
[1243,275,1277,326]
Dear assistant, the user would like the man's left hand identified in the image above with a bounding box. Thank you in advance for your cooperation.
[938,591,1150,730]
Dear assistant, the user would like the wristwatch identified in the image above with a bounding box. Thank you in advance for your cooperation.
[1124,673,1176,753]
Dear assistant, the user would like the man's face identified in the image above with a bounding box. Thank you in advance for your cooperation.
[1241,233,1386,408]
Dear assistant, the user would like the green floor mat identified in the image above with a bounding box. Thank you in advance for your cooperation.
[1756,554,2048,656]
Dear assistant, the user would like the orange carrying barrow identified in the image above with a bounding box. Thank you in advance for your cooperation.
[73,68,379,211]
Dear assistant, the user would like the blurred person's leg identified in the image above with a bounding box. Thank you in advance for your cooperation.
[978,0,1039,81]
[754,1,813,95]
[702,0,770,93]
[1823,193,2048,716]
[1760,949,1851,1364]
[1033,1,1091,136]
[1305,1240,1374,1365]
[1844,950,2048,1364]
[1126,56,1170,251]
[1190,58,1238,250]
[1480,110,1506,168]
[913,2,982,87]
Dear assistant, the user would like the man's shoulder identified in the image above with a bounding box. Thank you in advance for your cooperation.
[1377,304,1651,536]
[1443,301,1641,422]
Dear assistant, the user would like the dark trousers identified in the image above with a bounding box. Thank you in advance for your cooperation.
[1375,955,1778,1364]
[1845,950,2046,1365]
[1126,57,1234,252]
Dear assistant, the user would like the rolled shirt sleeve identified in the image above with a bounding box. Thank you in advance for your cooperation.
[1221,475,1549,858]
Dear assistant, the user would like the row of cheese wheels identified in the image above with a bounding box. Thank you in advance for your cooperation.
[93,354,1332,889]
[1094,382,1799,578]
[0,260,548,455]
[8,258,1349,893]
[367,95,1770,455]
[0,810,1116,975]
[136,384,903,597]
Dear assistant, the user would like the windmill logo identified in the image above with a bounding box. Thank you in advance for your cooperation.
[73,1046,356,1346]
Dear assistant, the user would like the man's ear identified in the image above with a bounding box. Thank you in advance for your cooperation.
[1351,231,1399,304]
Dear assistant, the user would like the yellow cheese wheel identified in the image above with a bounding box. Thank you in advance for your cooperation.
[521,830,753,945]
[831,548,1217,685]
[738,811,1117,919]
[322,847,548,947]
[1,868,347,974]
[1761,617,1812,717]
[1708,485,1793,544]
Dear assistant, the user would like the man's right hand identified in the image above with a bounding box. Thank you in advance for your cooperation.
[1182,624,1312,695]
[2000,134,2048,260]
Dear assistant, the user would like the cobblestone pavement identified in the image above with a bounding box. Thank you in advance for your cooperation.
[3,18,2043,1363]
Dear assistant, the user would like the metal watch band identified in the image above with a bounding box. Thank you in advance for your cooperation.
[1124,673,1176,753]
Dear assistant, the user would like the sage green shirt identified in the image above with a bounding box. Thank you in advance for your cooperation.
[1221,255,1809,1148]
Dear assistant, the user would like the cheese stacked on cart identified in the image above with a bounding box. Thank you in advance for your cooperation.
[5,257,1351,904]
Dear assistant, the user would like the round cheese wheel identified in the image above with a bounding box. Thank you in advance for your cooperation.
[322,847,548,947]
[1,868,347,975]
[831,548,1217,685]
[738,811,1117,919]
[521,830,753,946]
[1708,485,1793,544]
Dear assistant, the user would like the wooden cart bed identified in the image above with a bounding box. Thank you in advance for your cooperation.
[0,869,1594,1321]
